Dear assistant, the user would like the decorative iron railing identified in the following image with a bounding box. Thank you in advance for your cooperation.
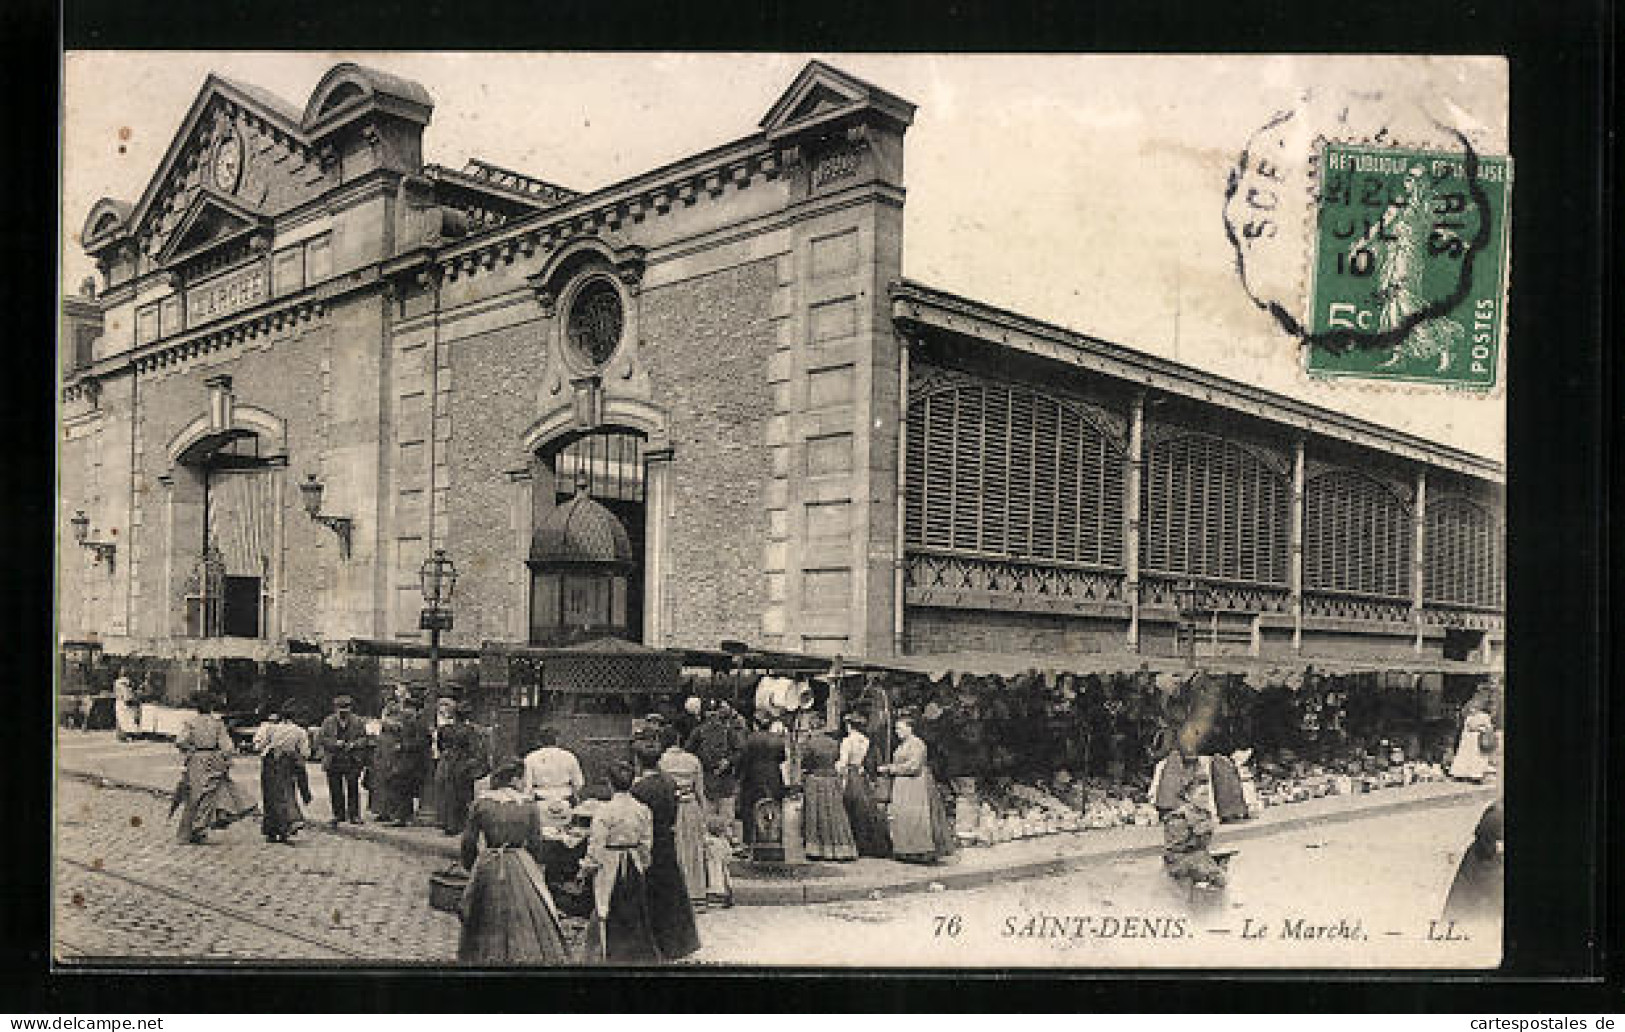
[1301,590,1414,625]
[904,551,1125,614]
[1139,573,1291,614]
[1420,605,1504,632]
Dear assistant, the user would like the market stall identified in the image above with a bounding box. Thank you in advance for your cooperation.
[841,652,1499,849]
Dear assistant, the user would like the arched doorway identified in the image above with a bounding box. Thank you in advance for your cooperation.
[529,428,647,645]
[176,430,282,639]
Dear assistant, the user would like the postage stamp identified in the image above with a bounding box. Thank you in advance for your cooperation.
[1303,143,1511,388]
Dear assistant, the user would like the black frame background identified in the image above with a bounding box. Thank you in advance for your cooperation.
[5,0,1615,1012]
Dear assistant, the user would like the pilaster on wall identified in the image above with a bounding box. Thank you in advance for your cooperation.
[644,449,674,647]
[318,295,390,640]
[1124,394,1145,652]
[387,300,436,640]
[1412,467,1428,654]
[507,467,534,643]
[126,377,144,638]
[1290,437,1306,653]
[767,198,904,660]
[759,249,797,650]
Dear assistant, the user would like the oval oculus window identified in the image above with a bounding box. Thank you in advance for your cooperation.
[565,278,625,368]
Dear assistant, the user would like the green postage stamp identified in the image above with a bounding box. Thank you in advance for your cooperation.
[1305,142,1511,389]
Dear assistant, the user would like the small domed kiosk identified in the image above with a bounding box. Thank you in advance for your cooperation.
[528,480,636,645]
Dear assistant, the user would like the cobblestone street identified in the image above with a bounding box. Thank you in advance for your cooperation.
[54,769,1496,968]
[55,777,461,963]
[685,790,1497,968]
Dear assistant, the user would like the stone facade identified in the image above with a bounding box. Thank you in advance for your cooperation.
[60,60,920,666]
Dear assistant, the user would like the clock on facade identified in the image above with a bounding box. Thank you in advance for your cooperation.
[213,134,243,193]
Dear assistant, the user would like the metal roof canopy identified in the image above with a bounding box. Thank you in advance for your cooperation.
[890,280,1504,485]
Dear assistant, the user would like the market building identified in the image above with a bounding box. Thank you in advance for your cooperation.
[58,60,1504,713]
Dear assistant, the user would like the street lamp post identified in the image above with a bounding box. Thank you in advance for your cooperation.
[419,549,458,696]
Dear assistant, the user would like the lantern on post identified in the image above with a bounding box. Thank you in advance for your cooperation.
[299,473,353,559]
[69,509,117,568]
[419,549,458,695]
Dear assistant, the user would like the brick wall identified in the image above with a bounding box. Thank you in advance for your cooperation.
[131,321,333,642]
[639,258,778,650]
[442,314,551,645]
[904,607,1126,656]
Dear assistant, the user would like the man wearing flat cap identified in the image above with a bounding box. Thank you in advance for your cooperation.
[316,694,369,827]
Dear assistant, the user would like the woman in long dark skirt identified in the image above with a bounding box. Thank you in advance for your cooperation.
[173,694,258,845]
[801,726,857,861]
[369,708,405,821]
[630,734,701,960]
[1443,801,1503,927]
[457,758,572,964]
[436,703,489,835]
[579,760,661,964]
[253,702,312,844]
[838,713,892,858]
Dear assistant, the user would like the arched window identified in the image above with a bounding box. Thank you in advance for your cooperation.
[905,382,1125,567]
[1142,434,1290,585]
[531,428,647,645]
[1425,497,1503,608]
[552,430,645,503]
[1304,471,1413,598]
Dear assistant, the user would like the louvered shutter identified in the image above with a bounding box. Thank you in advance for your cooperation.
[1142,435,1289,584]
[905,378,1125,568]
[1304,472,1412,597]
[1425,498,1502,607]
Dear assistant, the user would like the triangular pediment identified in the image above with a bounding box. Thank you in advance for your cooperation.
[759,60,916,141]
[157,189,268,267]
[788,83,860,123]
[122,76,330,264]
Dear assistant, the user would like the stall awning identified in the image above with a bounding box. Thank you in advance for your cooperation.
[864,650,1499,680]
[346,638,482,660]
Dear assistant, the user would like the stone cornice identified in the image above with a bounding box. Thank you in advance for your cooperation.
[61,265,392,391]
[319,167,407,215]
[432,132,791,283]
[890,280,1505,485]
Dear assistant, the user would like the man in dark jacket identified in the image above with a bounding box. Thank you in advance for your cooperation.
[686,701,744,843]
[396,695,433,824]
[316,695,369,826]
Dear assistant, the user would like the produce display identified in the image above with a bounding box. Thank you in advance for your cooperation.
[843,665,1496,851]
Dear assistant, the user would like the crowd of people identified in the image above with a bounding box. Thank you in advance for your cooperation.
[449,697,960,964]
[149,670,1500,965]
[164,686,496,848]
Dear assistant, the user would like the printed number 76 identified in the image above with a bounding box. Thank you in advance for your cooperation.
[933,915,963,937]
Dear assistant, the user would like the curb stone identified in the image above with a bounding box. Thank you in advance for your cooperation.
[742,783,1494,906]
[60,765,1492,907]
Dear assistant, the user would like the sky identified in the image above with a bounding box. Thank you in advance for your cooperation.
[62,52,1507,460]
